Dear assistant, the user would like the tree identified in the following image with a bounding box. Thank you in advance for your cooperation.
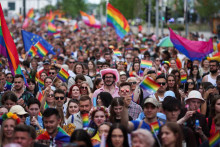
[196,0,220,21]
[61,0,87,18]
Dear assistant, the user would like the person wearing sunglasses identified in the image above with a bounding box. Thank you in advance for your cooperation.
[9,105,29,124]
[127,77,144,105]
[119,82,142,120]
[80,81,93,98]
[48,68,57,80]
[54,89,67,116]
[92,68,120,100]
[185,78,196,96]
[152,73,167,102]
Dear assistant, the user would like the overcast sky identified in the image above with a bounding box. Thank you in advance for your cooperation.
[88,0,101,4]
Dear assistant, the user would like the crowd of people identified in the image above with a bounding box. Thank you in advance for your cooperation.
[0,16,219,147]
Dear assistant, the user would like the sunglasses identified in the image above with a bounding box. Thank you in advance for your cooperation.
[187,82,194,85]
[157,82,166,86]
[81,86,87,90]
[49,72,55,75]
[120,89,130,93]
[18,115,26,118]
[47,94,54,97]
[129,82,137,85]
[55,97,65,100]
[69,61,75,64]
[6,76,13,79]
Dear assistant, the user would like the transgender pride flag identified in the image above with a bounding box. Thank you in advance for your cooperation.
[169,28,213,61]
[80,11,101,28]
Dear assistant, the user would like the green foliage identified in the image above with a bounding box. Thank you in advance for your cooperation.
[166,24,185,31]
[196,0,220,20]
[60,0,87,18]
[109,0,145,19]
[44,5,57,13]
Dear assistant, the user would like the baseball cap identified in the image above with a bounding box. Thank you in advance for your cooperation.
[120,71,126,76]
[144,98,159,107]
[9,105,28,116]
[43,59,50,65]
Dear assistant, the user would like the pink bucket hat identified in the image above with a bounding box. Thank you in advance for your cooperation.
[100,68,119,83]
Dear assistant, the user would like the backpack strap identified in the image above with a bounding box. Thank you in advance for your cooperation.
[71,115,74,123]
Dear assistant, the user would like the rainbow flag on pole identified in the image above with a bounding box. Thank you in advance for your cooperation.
[38,78,44,88]
[107,3,130,39]
[80,11,101,28]
[73,22,80,32]
[37,86,43,102]
[28,45,37,57]
[34,41,48,58]
[26,8,34,19]
[141,60,152,69]
[0,4,28,86]
[150,121,160,134]
[181,74,187,83]
[48,22,56,34]
[209,131,220,147]
[140,77,160,94]
[57,68,69,82]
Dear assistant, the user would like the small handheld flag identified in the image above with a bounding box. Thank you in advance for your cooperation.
[140,77,160,94]
[150,121,160,134]
[82,113,89,128]
[181,74,187,83]
[73,23,80,32]
[113,51,122,57]
[48,22,56,34]
[28,46,37,57]
[141,60,152,69]
[57,68,69,82]
[53,32,61,39]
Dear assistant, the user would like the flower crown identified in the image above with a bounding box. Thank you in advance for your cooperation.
[1,112,20,124]
[89,106,109,120]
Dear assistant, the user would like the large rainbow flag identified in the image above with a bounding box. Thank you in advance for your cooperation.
[0,4,27,86]
[169,28,213,61]
[80,11,101,28]
[107,3,130,39]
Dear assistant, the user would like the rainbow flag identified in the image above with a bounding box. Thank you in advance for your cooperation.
[57,68,69,82]
[38,78,44,88]
[181,74,187,83]
[5,81,12,90]
[34,41,48,58]
[107,3,130,39]
[73,23,79,32]
[53,57,57,63]
[113,51,122,57]
[140,48,147,53]
[140,77,160,94]
[37,86,43,102]
[28,45,37,57]
[48,22,56,34]
[141,60,152,69]
[209,131,220,147]
[150,121,160,134]
[169,28,213,61]
[206,52,220,62]
[0,4,28,87]
[53,32,61,38]
[82,113,89,128]
[80,11,101,28]
[56,26,62,32]
[0,60,2,67]
[26,8,34,19]
[48,10,54,23]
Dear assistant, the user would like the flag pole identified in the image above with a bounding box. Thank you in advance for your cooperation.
[106,0,109,47]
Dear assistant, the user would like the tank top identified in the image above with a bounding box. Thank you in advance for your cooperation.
[207,74,217,86]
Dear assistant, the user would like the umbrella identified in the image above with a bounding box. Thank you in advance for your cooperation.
[157,36,173,47]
